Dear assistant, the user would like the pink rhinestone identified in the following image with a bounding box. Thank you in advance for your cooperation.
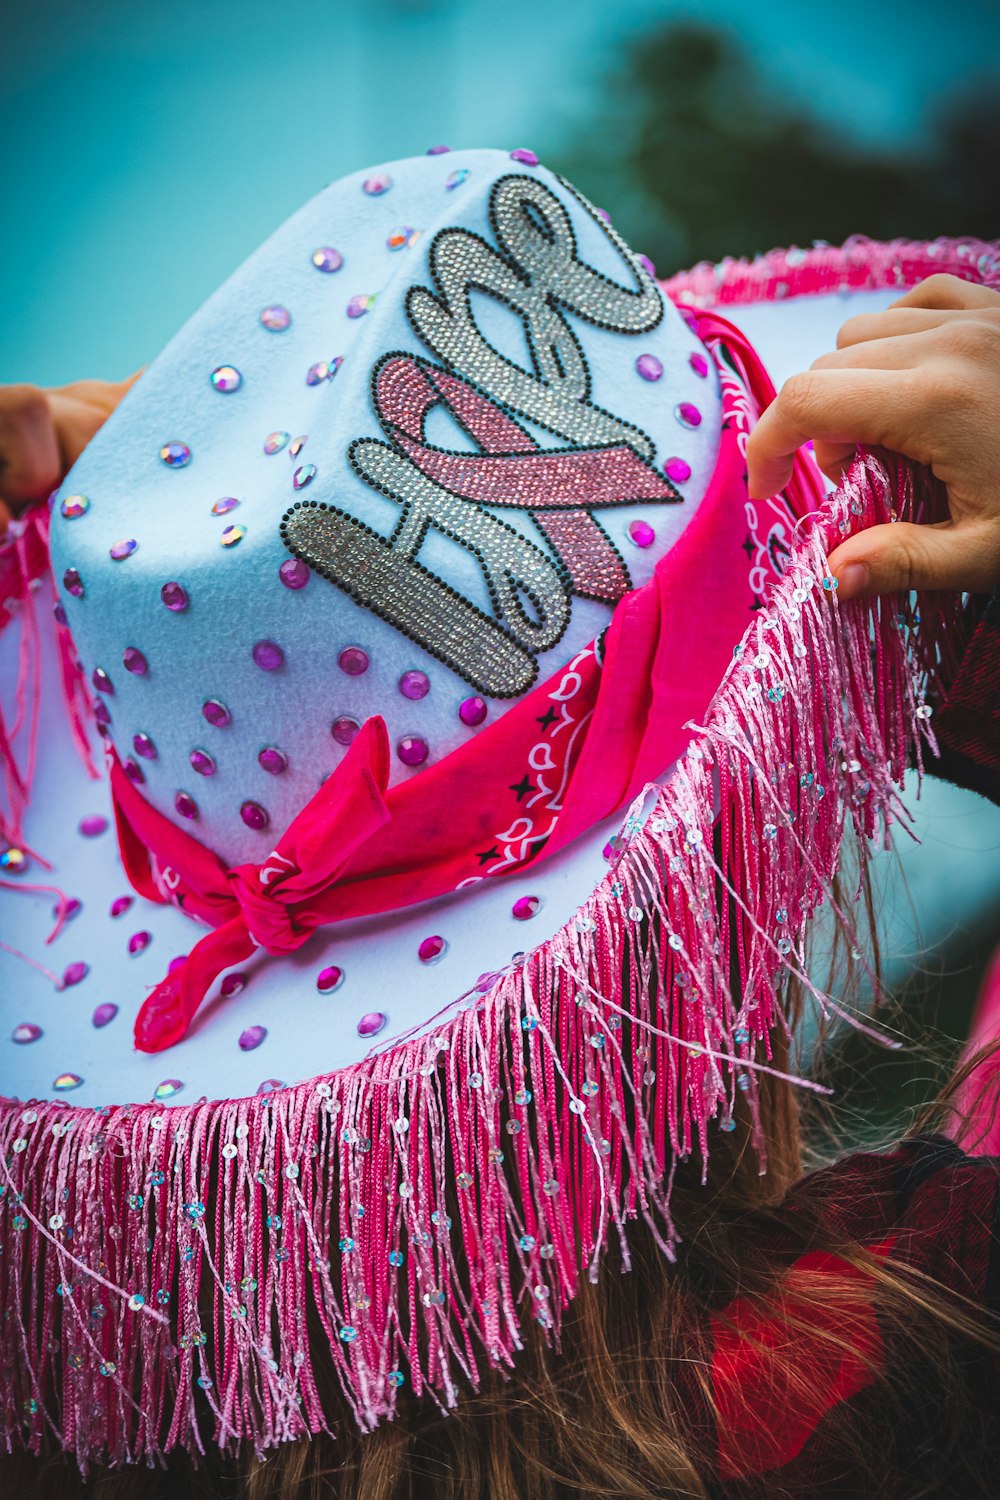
[397,735,429,768]
[258,746,288,775]
[256,1079,285,1096]
[79,815,108,837]
[124,758,144,785]
[94,700,111,731]
[92,667,113,695]
[92,1003,118,1028]
[190,749,216,776]
[635,354,662,382]
[202,699,231,727]
[252,640,284,671]
[418,935,447,964]
[628,519,655,549]
[132,732,157,759]
[426,144,450,154]
[12,1023,42,1044]
[689,352,709,378]
[128,930,151,955]
[362,173,392,196]
[122,647,148,675]
[512,895,540,921]
[663,457,692,483]
[63,568,84,598]
[510,147,539,165]
[220,972,246,998]
[458,696,487,727]
[675,402,702,428]
[338,646,369,676]
[331,716,360,746]
[175,791,198,819]
[260,305,291,331]
[311,246,343,273]
[109,538,138,561]
[110,895,133,918]
[161,581,189,611]
[168,957,187,974]
[279,557,310,590]
[316,965,344,993]
[239,1025,268,1052]
[399,669,429,700]
[62,961,89,988]
[357,1011,387,1038]
[240,801,269,831]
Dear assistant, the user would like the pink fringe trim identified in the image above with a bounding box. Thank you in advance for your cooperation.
[0,450,961,1468]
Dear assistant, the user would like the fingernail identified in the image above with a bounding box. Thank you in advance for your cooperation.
[835,562,870,601]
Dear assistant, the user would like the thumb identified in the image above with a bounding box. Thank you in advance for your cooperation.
[827,520,1000,600]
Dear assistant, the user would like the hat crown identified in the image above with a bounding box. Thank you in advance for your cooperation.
[50,149,721,866]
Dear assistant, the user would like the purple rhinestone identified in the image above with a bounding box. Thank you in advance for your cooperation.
[110,895,133,918]
[159,441,191,468]
[306,362,329,386]
[418,935,447,964]
[260,305,291,331]
[12,1023,42,1044]
[167,957,186,974]
[161,581,189,612]
[312,246,343,273]
[510,147,539,166]
[109,538,138,561]
[54,602,67,625]
[426,144,451,154]
[212,496,240,516]
[62,568,84,598]
[60,897,82,921]
[338,646,368,677]
[664,457,692,484]
[94,700,112,731]
[124,758,145,785]
[458,696,488,727]
[346,295,373,319]
[675,402,702,428]
[331,716,360,746]
[258,746,287,775]
[174,791,198,820]
[92,1003,118,1028]
[252,640,284,672]
[62,961,89,988]
[202,698,231,727]
[128,930,152,955]
[220,972,247,998]
[628,519,655,549]
[92,667,113,695]
[316,965,344,993]
[512,895,540,921]
[279,557,310,590]
[239,1025,268,1052]
[399,669,430,701]
[635,354,663,382]
[397,735,429,768]
[293,464,316,490]
[189,749,216,777]
[638,253,657,279]
[133,732,157,760]
[362,173,392,196]
[690,352,709,378]
[240,801,269,831]
[123,646,148,676]
[357,1011,387,1038]
[79,815,108,838]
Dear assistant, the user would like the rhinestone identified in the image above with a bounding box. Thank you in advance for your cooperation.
[418,935,446,964]
[12,1023,42,1044]
[426,144,450,154]
[292,464,316,489]
[79,814,108,837]
[306,361,329,385]
[53,1073,83,1091]
[397,735,428,767]
[399,669,429,700]
[252,639,284,671]
[240,801,268,831]
[239,1025,267,1052]
[674,402,702,428]
[638,253,656,277]
[212,496,240,516]
[459,696,487,726]
[60,494,89,519]
[279,557,310,590]
[264,430,290,455]
[159,442,191,468]
[124,756,145,785]
[110,895,132,917]
[63,567,84,597]
[316,965,343,993]
[663,457,691,483]
[260,304,291,331]
[288,436,307,457]
[189,749,216,776]
[635,353,663,382]
[362,173,392,195]
[1,846,27,872]
[220,524,246,547]
[174,790,198,820]
[122,646,148,675]
[311,246,343,273]
[690,352,709,377]
[386,226,417,250]
[346,294,375,318]
[509,147,539,165]
[132,732,156,760]
[92,666,113,694]
[160,581,189,611]
[92,1003,118,1028]
[202,698,231,727]
[62,961,89,987]
[258,746,287,775]
[628,519,655,548]
[128,931,151,955]
[153,1080,183,1101]
[210,365,242,393]
[445,168,469,190]
[331,715,360,746]
[221,973,247,998]
[357,1011,386,1038]
[338,645,368,676]
[512,895,540,921]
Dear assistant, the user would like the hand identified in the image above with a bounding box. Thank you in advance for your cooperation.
[0,372,142,535]
[746,275,1000,600]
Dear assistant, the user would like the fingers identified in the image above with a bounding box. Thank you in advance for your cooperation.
[47,392,119,470]
[0,385,62,510]
[827,519,1000,600]
[890,273,999,312]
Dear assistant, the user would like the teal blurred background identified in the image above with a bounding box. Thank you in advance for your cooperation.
[3,0,999,1123]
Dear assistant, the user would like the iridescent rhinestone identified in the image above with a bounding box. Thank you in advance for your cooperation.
[331,716,359,746]
[445,168,469,190]
[12,1023,42,1044]
[109,538,138,561]
[189,749,216,776]
[316,965,343,993]
[92,666,113,695]
[279,557,310,590]
[338,646,368,676]
[264,430,290,455]
[635,353,663,382]
[663,457,692,484]
[386,226,416,251]
[128,931,152,955]
[288,435,307,457]
[240,801,268,831]
[239,1025,267,1052]
[258,1080,285,1097]
[252,639,284,671]
[1,847,27,872]
[689,352,709,378]
[426,144,450,154]
[399,669,429,700]
[53,1073,84,1091]
[92,1003,118,1029]
[509,147,539,165]
[210,365,242,393]
[60,494,89,519]
[327,355,344,378]
[260,304,291,331]
[160,580,189,611]
[79,814,108,837]
[153,1079,183,1101]
[306,361,329,385]
[458,696,487,727]
[175,790,198,820]
[312,245,343,272]
[220,524,246,547]
[221,972,247,998]
[397,735,429,767]
[362,173,392,195]
[211,496,240,516]
[512,895,540,921]
[675,402,702,428]
[62,567,84,598]
[357,1011,387,1038]
[159,441,191,468]
[418,935,446,964]
[292,464,316,489]
[202,698,231,727]
[346,294,375,318]
[628,519,655,548]
[132,732,157,760]
[122,646,148,675]
[258,746,287,775]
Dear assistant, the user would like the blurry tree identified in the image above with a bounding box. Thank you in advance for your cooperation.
[552,21,1000,274]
